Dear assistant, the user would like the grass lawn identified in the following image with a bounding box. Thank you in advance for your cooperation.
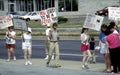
[27,19,112,28]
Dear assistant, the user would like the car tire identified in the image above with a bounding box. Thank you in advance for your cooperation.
[105,13,108,16]
[26,18,30,21]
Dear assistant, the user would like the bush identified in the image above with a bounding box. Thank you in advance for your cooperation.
[58,16,68,23]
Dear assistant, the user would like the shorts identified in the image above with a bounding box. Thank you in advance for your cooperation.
[100,42,109,54]
[80,43,89,52]
[6,44,15,49]
[22,43,31,50]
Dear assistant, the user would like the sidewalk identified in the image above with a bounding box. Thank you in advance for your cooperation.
[0,59,105,73]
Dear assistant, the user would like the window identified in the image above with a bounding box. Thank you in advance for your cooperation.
[58,0,78,12]
[16,0,33,12]
[36,0,54,11]
[0,0,4,11]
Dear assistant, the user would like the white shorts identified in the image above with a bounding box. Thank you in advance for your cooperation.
[22,43,31,50]
[100,42,109,54]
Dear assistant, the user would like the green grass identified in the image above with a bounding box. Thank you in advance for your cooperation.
[26,19,115,28]
[0,17,119,36]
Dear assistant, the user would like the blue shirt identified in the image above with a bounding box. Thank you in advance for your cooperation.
[99,32,106,43]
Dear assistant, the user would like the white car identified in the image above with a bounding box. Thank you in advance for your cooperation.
[19,12,41,21]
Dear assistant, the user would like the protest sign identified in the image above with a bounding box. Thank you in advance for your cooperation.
[39,7,57,25]
[13,19,28,31]
[83,14,104,31]
[0,15,13,29]
[108,7,120,21]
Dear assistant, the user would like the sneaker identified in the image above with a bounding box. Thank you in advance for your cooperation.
[44,56,48,60]
[52,55,54,60]
[85,65,89,69]
[25,61,28,66]
[82,65,89,69]
[27,61,32,65]
[82,65,86,69]
[13,57,16,61]
[6,59,10,62]
[56,64,61,67]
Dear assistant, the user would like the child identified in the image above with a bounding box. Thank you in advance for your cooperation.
[89,36,96,63]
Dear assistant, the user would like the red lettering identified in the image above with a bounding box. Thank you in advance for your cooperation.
[39,10,46,16]
[41,18,51,25]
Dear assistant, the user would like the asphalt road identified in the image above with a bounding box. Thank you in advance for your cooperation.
[0,39,104,63]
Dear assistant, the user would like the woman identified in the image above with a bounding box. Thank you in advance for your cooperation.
[99,24,111,72]
[5,26,16,62]
[80,28,92,69]
[22,27,32,65]
[105,24,120,74]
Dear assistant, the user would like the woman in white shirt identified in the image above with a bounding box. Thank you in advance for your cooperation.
[22,27,32,65]
[80,28,92,69]
[5,26,16,62]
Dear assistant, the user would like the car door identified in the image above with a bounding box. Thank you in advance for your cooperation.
[30,12,40,20]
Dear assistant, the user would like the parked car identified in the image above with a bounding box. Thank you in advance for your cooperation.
[95,5,120,16]
[19,12,41,21]
[7,12,21,18]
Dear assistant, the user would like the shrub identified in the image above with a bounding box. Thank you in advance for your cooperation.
[58,16,68,23]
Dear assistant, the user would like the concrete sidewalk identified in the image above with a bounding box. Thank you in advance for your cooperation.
[0,58,112,75]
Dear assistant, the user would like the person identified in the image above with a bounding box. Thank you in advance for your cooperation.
[46,23,61,67]
[44,23,54,60]
[80,28,92,69]
[5,26,16,62]
[105,23,120,74]
[22,27,32,65]
[89,36,96,63]
[98,24,111,73]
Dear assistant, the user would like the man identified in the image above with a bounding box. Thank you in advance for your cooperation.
[44,23,54,60]
[46,23,61,67]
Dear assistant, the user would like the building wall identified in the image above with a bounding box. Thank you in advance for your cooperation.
[58,0,119,16]
[0,0,119,16]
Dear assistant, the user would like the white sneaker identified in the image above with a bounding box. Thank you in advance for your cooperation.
[13,57,16,61]
[52,55,54,60]
[44,56,48,60]
[27,61,32,65]
[25,61,28,66]
[82,65,86,69]
[6,59,10,62]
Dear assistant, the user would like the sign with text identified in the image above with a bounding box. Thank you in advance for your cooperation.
[83,14,104,31]
[0,15,13,29]
[39,7,57,25]
[108,7,120,21]
[13,19,28,31]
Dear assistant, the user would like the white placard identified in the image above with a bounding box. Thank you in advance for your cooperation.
[0,15,13,29]
[13,19,28,31]
[39,7,57,25]
[83,14,104,31]
[108,7,120,21]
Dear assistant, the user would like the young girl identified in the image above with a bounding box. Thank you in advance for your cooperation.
[22,27,32,65]
[5,26,16,62]
[80,28,92,69]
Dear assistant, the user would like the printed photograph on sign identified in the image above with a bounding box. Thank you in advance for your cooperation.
[13,19,28,31]
[83,13,104,31]
[108,7,120,21]
[0,15,13,29]
[39,7,57,25]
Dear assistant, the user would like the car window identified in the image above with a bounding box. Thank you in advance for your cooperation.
[32,13,37,16]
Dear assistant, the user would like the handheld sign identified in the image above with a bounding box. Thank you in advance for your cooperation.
[13,19,28,31]
[83,14,104,31]
[39,7,57,25]
[0,15,13,29]
[108,7,120,21]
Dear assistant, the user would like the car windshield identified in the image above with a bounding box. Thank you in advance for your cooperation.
[21,12,31,16]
